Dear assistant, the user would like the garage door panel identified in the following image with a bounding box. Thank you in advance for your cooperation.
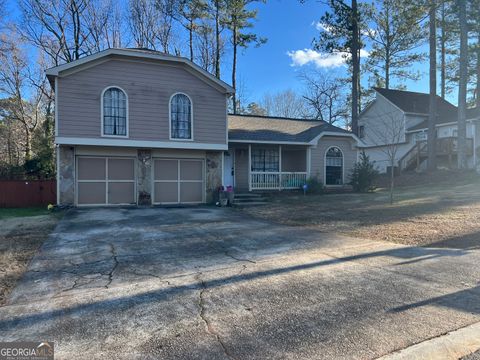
[78,158,106,180]
[180,160,203,181]
[154,160,178,181]
[109,158,134,180]
[108,182,135,204]
[154,182,178,203]
[78,182,106,205]
[180,182,203,203]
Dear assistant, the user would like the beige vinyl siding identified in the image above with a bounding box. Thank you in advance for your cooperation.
[57,58,227,145]
[234,146,249,190]
[310,137,358,185]
[282,148,307,172]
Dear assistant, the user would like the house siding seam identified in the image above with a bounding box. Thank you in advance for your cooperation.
[57,59,227,145]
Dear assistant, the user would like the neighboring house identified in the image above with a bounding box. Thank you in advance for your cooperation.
[358,88,480,173]
[47,48,360,207]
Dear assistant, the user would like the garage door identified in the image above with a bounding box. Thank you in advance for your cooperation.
[153,159,204,204]
[77,157,136,205]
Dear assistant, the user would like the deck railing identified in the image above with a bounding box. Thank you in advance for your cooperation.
[250,172,307,190]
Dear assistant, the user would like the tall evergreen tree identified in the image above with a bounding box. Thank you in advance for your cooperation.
[365,0,425,89]
[312,0,364,135]
[457,0,468,169]
[428,0,437,171]
[224,0,266,113]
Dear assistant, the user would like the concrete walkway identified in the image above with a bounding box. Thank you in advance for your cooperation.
[1,207,480,359]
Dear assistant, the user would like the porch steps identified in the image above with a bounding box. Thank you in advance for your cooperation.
[233,193,269,206]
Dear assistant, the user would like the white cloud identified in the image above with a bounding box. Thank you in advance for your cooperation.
[287,48,369,69]
[313,22,333,33]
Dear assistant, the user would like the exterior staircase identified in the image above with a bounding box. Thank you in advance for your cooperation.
[233,192,269,206]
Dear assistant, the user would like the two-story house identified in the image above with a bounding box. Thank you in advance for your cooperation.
[47,48,360,207]
[358,88,480,173]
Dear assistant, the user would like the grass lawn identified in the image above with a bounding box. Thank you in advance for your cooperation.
[0,208,62,305]
[239,171,480,249]
[0,207,51,220]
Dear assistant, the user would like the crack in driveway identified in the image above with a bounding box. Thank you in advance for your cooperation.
[105,243,119,289]
[195,272,237,360]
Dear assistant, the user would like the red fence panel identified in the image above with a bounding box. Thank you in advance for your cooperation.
[0,180,56,208]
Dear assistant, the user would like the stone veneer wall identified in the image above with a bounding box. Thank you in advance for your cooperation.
[58,145,75,206]
[137,149,152,205]
[205,151,223,203]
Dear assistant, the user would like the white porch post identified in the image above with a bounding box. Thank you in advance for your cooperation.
[278,145,282,191]
[248,144,252,192]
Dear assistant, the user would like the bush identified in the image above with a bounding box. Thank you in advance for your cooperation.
[349,151,379,192]
[305,176,324,194]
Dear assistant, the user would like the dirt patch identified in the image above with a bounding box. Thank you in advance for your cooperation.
[239,176,480,248]
[0,214,60,305]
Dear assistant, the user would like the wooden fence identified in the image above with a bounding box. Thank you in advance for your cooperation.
[0,180,56,208]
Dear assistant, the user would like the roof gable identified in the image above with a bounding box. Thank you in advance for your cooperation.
[46,48,234,94]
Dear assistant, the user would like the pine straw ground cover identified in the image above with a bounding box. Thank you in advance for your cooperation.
[238,172,480,249]
[0,210,61,305]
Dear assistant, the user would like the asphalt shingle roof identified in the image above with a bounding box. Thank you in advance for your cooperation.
[228,114,351,143]
[374,87,480,132]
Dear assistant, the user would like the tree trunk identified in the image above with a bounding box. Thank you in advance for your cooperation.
[427,0,437,171]
[457,0,468,169]
[476,32,480,108]
[440,0,446,99]
[214,0,221,79]
[232,22,237,114]
[390,160,394,205]
[351,0,359,135]
[189,19,194,61]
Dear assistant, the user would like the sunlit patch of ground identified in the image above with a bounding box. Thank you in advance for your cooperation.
[239,172,480,248]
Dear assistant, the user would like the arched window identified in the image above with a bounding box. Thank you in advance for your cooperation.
[325,147,343,185]
[102,87,127,136]
[170,93,192,140]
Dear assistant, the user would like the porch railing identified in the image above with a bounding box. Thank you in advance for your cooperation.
[250,172,307,190]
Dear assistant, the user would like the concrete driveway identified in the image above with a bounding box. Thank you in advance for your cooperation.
[1,207,480,359]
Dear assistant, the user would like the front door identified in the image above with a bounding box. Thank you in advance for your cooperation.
[223,151,234,187]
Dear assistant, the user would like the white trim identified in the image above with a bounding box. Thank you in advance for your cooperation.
[169,92,194,141]
[309,132,362,146]
[56,137,228,150]
[45,48,234,94]
[406,119,477,134]
[278,145,282,191]
[101,86,129,138]
[324,146,344,186]
[54,77,58,137]
[229,139,311,145]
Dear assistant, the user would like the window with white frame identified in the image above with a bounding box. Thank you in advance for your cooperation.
[103,87,127,136]
[325,147,343,185]
[170,93,192,139]
[251,148,279,172]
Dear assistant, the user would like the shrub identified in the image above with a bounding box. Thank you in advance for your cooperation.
[349,151,379,192]
[305,176,324,194]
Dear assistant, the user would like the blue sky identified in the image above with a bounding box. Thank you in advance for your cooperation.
[234,0,441,105]
[5,0,449,105]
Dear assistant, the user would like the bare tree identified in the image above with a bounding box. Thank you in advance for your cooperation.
[194,19,222,73]
[155,0,181,54]
[129,0,161,50]
[179,0,208,61]
[19,0,90,65]
[365,108,405,204]
[300,70,349,125]
[84,0,124,52]
[260,89,308,119]
[0,37,45,161]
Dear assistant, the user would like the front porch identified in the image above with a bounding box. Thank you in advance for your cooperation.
[226,144,309,191]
